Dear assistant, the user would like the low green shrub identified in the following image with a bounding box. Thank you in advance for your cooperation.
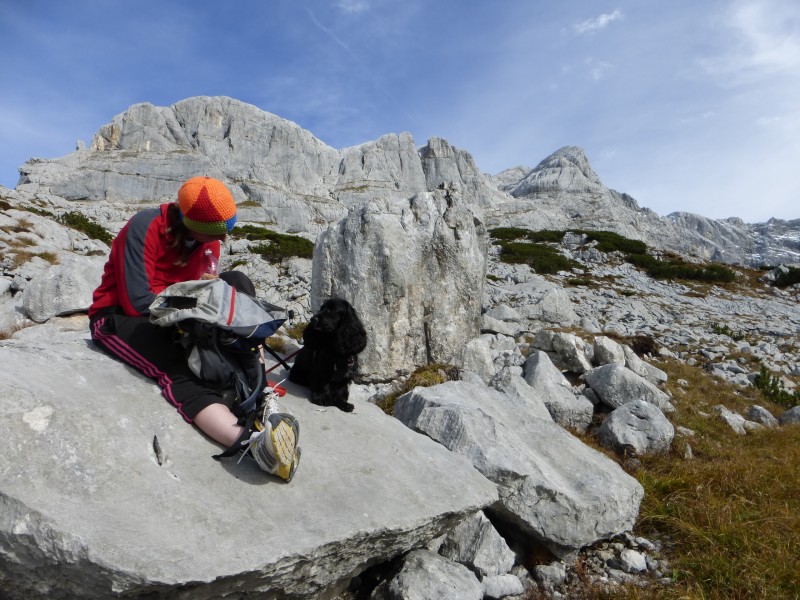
[753,364,798,408]
[626,253,736,284]
[488,227,532,241]
[582,230,647,255]
[498,241,580,274]
[711,323,745,341]
[773,266,800,288]
[234,224,314,262]
[58,212,114,245]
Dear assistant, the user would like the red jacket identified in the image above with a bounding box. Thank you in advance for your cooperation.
[89,204,220,317]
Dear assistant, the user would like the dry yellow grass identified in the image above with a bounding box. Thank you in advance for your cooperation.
[628,360,800,599]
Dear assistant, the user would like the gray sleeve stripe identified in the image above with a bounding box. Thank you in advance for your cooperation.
[123,208,160,315]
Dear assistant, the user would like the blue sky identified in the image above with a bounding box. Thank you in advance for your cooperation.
[1,0,798,222]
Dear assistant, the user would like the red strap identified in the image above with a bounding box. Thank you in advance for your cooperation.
[226,286,236,326]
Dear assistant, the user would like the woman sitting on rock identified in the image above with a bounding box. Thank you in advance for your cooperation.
[88,176,299,481]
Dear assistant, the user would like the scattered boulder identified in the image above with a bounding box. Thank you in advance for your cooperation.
[747,405,779,428]
[521,288,580,326]
[531,330,593,374]
[439,511,515,577]
[597,400,674,455]
[584,364,674,413]
[21,255,105,323]
[593,336,626,366]
[393,381,644,557]
[481,573,525,599]
[461,337,497,384]
[523,351,593,431]
[623,347,668,386]
[370,549,482,600]
[714,405,747,435]
[778,406,800,425]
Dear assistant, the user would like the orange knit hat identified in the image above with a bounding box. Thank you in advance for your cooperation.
[177,176,237,235]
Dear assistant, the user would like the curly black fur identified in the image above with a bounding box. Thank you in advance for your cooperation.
[289,298,367,412]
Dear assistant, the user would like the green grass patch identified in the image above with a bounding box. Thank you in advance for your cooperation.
[233,224,314,262]
[58,211,114,245]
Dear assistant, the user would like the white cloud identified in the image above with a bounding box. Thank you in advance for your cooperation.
[700,0,800,82]
[584,57,613,81]
[335,0,370,14]
[573,9,623,35]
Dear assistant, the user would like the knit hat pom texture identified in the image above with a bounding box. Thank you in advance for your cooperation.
[178,176,237,235]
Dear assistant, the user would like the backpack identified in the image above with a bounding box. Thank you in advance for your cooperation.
[148,278,289,416]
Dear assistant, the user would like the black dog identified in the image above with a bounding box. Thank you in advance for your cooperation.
[289,298,367,412]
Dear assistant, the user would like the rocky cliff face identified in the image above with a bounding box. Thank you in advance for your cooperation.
[14,96,799,266]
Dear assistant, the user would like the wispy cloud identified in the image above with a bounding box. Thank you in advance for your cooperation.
[573,9,623,35]
[584,57,613,80]
[700,0,800,82]
[335,0,370,14]
[301,7,417,125]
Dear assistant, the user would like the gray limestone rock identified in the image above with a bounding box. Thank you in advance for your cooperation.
[489,368,553,422]
[523,351,593,432]
[0,324,497,600]
[370,549,483,600]
[747,405,779,427]
[778,406,800,425]
[393,381,644,557]
[593,336,626,366]
[532,330,593,374]
[534,562,567,590]
[311,188,487,381]
[439,511,515,577]
[714,405,748,435]
[597,400,675,455]
[482,314,518,337]
[21,255,105,323]
[620,549,648,574]
[623,346,668,386]
[584,364,675,413]
[481,573,525,599]
[461,337,497,385]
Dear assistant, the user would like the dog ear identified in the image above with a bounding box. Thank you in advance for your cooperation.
[336,306,368,356]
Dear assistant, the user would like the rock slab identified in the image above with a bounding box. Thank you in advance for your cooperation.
[0,323,497,599]
[393,381,643,557]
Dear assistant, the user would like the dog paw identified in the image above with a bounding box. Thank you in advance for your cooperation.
[338,402,355,413]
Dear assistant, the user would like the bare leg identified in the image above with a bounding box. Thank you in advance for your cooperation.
[193,403,245,447]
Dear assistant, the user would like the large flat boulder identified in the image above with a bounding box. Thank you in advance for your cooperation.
[393,381,643,558]
[0,320,498,599]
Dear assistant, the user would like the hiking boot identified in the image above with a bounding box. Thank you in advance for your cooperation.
[247,413,300,482]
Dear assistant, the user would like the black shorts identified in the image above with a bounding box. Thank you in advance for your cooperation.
[89,310,233,422]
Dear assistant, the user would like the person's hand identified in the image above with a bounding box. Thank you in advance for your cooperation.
[200,273,219,280]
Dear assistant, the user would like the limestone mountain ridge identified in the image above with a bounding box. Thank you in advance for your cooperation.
[13,95,799,267]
